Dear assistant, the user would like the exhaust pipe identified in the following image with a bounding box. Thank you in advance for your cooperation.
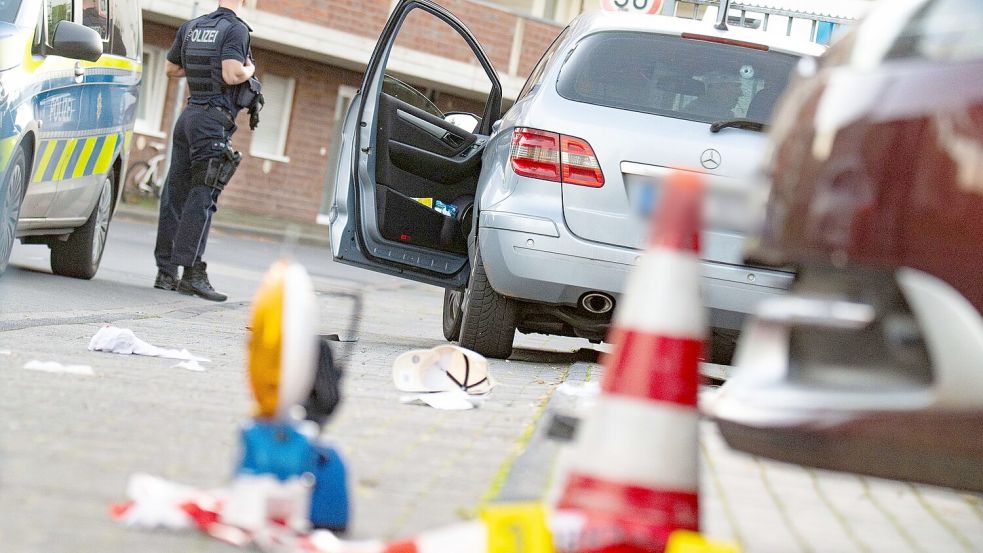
[581,292,615,315]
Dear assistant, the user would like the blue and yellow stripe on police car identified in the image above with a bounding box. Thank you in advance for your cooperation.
[32,132,125,183]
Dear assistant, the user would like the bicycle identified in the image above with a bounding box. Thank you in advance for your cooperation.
[122,141,167,203]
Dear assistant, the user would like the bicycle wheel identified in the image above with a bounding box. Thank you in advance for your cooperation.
[123,161,151,203]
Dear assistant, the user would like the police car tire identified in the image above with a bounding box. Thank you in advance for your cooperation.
[50,172,114,280]
[0,146,28,275]
[458,247,516,359]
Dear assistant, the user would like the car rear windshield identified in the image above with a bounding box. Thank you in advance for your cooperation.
[556,31,801,125]
[0,0,21,23]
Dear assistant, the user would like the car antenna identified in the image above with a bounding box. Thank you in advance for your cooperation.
[715,0,731,31]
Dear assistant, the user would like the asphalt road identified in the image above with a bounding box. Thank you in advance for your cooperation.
[0,218,395,314]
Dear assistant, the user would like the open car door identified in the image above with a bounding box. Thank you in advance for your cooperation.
[329,0,502,289]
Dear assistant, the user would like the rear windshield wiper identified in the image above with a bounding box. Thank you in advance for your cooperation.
[710,118,767,133]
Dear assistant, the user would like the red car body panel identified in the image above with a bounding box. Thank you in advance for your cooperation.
[758,56,983,313]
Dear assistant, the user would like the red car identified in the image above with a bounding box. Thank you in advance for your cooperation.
[713,0,983,492]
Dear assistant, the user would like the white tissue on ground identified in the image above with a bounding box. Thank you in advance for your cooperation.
[88,326,209,363]
[24,360,95,376]
[399,390,486,410]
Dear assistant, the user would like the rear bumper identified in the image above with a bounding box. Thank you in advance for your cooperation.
[478,210,793,330]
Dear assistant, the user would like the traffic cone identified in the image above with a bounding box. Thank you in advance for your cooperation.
[555,171,705,552]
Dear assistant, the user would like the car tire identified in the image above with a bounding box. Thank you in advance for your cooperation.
[51,171,114,280]
[442,287,464,341]
[458,247,516,359]
[0,145,28,275]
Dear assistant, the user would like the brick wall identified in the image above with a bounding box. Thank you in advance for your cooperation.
[221,52,363,223]
[251,0,559,78]
[518,18,563,76]
[132,22,362,223]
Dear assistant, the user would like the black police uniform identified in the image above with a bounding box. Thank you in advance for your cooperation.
[153,7,252,301]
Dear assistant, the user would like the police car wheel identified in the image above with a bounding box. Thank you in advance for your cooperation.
[0,146,27,275]
[50,171,114,280]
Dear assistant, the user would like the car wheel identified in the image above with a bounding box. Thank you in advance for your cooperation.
[442,287,465,341]
[0,145,28,275]
[458,247,516,359]
[51,171,114,280]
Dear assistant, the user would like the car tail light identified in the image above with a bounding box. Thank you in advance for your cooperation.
[510,128,561,182]
[561,135,604,187]
[510,127,604,187]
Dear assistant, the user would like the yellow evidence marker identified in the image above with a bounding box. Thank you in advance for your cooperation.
[665,530,742,553]
[481,502,554,553]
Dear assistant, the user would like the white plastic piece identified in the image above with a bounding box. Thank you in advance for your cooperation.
[897,267,983,409]
[221,474,312,534]
[118,473,198,530]
[400,391,479,410]
[393,345,494,395]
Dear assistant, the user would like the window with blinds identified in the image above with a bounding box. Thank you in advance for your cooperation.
[250,73,296,160]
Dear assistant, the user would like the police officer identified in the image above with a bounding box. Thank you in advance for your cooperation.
[153,0,262,301]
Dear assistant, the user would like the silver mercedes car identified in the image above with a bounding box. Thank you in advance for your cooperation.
[329,0,825,359]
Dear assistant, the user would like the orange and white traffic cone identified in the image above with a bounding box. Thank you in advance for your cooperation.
[555,171,706,552]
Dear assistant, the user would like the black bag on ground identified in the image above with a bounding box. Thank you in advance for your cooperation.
[304,337,343,426]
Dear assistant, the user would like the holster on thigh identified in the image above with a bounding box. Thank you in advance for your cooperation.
[192,144,242,191]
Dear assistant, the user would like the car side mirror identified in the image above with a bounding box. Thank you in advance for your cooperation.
[444,112,480,134]
[50,21,103,62]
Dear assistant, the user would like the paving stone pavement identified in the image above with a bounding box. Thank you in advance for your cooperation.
[0,271,600,552]
[1,272,981,553]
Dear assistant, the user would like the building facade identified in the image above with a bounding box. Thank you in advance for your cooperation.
[133,0,866,225]
[133,0,568,224]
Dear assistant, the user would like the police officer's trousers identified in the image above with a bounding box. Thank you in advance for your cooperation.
[154,104,237,273]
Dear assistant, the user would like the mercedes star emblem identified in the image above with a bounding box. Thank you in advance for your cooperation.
[701,148,722,170]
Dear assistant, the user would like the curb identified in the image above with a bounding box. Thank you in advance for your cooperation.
[114,204,332,248]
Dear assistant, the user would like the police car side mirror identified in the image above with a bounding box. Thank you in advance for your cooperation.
[50,21,103,62]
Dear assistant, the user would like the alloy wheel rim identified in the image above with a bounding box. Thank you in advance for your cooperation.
[92,176,112,265]
[1,163,25,265]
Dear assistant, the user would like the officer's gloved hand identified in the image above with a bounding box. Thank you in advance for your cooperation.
[249,93,265,131]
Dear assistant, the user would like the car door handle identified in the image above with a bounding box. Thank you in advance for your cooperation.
[74,62,85,82]
[442,132,464,148]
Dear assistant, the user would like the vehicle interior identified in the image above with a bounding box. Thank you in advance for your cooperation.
[366,8,499,258]
[373,76,483,255]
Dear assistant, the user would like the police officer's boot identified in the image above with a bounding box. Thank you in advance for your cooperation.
[178,262,228,302]
[154,269,179,291]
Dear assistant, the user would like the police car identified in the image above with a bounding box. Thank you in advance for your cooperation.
[0,0,142,278]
